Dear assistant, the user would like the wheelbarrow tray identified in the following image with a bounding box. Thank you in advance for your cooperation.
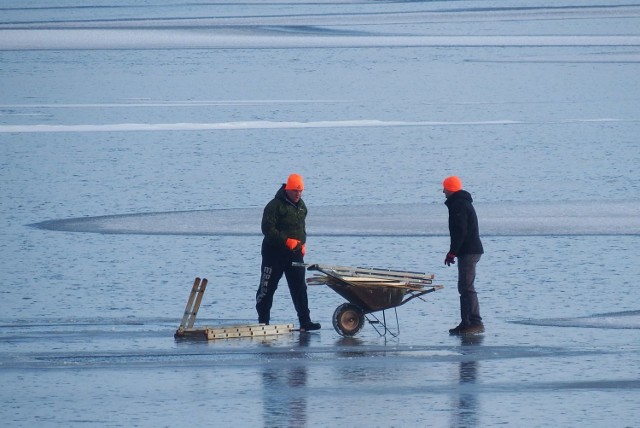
[300,263,443,337]
[321,276,408,312]
[306,263,442,313]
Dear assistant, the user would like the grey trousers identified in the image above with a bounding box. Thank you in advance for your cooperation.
[457,254,483,326]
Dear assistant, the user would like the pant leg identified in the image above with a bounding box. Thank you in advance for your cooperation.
[256,255,285,324]
[457,254,482,326]
[283,253,311,325]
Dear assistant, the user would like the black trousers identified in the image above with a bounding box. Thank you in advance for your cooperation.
[256,251,311,326]
[457,254,483,326]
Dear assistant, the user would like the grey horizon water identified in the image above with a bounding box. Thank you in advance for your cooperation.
[1,1,640,427]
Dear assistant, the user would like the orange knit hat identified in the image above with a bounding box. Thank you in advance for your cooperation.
[443,176,463,192]
[285,173,304,191]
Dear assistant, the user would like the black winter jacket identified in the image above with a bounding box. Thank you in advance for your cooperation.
[261,184,307,256]
[444,190,484,256]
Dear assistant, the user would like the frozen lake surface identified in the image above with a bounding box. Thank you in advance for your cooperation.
[1,1,640,427]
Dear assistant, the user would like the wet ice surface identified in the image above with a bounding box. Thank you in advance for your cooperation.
[3,304,640,427]
[2,1,640,427]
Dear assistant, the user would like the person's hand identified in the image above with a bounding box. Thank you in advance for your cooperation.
[285,238,301,251]
[301,244,306,257]
[444,252,456,266]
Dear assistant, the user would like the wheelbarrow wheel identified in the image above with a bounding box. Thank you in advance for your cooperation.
[332,303,365,336]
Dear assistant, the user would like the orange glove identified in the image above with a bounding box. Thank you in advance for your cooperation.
[301,243,306,256]
[285,238,301,251]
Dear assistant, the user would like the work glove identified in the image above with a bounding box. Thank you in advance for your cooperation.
[444,252,456,266]
[301,243,306,257]
[285,238,301,251]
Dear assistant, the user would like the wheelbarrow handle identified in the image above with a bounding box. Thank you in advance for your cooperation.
[291,262,320,270]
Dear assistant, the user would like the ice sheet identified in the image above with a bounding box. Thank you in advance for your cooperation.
[2,1,640,427]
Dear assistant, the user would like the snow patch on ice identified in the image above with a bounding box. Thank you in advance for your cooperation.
[31,200,640,237]
[1,118,634,133]
[517,310,640,330]
[2,29,640,51]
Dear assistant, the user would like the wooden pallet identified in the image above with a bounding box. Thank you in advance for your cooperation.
[177,323,295,340]
[206,323,294,339]
[174,277,295,340]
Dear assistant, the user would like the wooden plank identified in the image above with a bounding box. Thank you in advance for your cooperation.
[187,278,207,328]
[311,263,434,282]
[307,273,427,284]
[307,271,430,291]
[335,276,404,283]
[307,276,421,289]
[179,277,201,330]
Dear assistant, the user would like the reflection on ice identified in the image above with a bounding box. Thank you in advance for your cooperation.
[32,200,640,236]
[454,334,483,428]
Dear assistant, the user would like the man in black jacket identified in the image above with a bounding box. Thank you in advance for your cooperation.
[443,176,485,335]
[256,173,321,332]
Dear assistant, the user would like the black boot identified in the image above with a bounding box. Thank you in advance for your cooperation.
[300,321,321,331]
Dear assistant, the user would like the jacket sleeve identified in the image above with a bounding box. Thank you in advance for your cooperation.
[261,200,288,248]
[449,202,469,254]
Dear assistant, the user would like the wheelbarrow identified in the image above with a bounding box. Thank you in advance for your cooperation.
[299,263,443,337]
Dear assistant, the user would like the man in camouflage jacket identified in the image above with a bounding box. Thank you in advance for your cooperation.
[256,174,320,331]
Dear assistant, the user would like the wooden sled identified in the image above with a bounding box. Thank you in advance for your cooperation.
[174,277,295,340]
